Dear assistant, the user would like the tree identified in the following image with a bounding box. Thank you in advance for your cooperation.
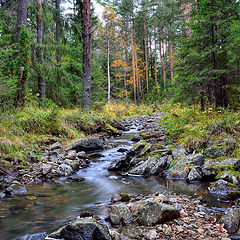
[15,0,29,107]
[36,0,45,101]
[81,0,92,108]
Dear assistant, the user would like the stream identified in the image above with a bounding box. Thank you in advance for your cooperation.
[0,125,226,240]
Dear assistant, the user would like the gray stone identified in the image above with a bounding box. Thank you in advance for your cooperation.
[208,180,236,195]
[108,203,133,225]
[172,147,187,159]
[220,208,240,234]
[131,134,141,142]
[187,153,205,166]
[41,164,52,175]
[66,137,104,152]
[65,150,77,160]
[201,161,216,181]
[129,156,167,176]
[187,167,203,182]
[63,159,80,171]
[61,217,111,240]
[137,201,180,226]
[49,142,62,151]
[217,171,234,183]
[57,164,74,177]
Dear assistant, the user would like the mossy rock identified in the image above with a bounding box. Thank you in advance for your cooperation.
[103,124,121,136]
[119,193,131,202]
[80,211,93,218]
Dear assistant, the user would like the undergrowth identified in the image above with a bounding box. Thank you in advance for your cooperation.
[0,101,153,163]
[160,103,240,157]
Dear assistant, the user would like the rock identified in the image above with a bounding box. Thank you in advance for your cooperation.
[66,137,104,152]
[76,151,87,159]
[127,141,148,157]
[60,217,111,240]
[129,156,168,176]
[187,153,205,166]
[217,171,235,183]
[104,124,122,136]
[208,180,236,195]
[48,226,65,239]
[137,201,180,226]
[49,142,62,151]
[65,150,77,160]
[201,161,216,181]
[108,119,127,131]
[172,147,187,159]
[63,159,80,171]
[108,203,133,225]
[41,164,52,175]
[131,134,141,142]
[145,230,158,240]
[233,159,240,171]
[129,200,146,217]
[117,148,128,153]
[187,167,203,182]
[57,164,74,177]
[122,224,145,239]
[67,175,85,182]
[220,208,240,234]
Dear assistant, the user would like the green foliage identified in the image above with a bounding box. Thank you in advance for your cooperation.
[160,103,240,153]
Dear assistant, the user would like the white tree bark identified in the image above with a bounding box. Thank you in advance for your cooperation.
[107,39,111,101]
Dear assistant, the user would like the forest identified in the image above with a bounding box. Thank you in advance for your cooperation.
[0,0,240,240]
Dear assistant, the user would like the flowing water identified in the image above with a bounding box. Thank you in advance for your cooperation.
[0,127,225,240]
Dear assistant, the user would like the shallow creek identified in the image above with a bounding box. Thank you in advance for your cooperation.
[0,126,226,240]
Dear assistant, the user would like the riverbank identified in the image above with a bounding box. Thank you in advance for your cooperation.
[46,191,230,240]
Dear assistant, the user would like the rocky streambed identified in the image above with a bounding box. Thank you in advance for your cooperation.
[0,113,240,239]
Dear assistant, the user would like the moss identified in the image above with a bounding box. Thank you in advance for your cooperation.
[103,123,120,135]
[80,211,93,218]
[119,193,131,202]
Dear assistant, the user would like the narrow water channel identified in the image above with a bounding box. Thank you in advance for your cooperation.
[0,126,223,240]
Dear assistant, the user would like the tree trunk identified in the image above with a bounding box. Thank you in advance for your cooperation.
[154,25,158,87]
[130,26,136,105]
[82,0,92,108]
[143,14,149,96]
[16,0,28,43]
[15,0,28,107]
[107,39,111,101]
[55,0,61,64]
[169,41,174,81]
[162,40,166,89]
[36,0,45,100]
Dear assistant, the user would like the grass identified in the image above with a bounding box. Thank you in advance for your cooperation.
[0,101,154,163]
[159,103,240,157]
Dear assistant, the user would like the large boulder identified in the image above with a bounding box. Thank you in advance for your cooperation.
[220,208,240,234]
[137,201,180,226]
[108,203,133,225]
[129,156,168,176]
[60,217,112,240]
[66,137,104,152]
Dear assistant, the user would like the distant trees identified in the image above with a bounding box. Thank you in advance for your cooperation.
[0,0,239,110]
